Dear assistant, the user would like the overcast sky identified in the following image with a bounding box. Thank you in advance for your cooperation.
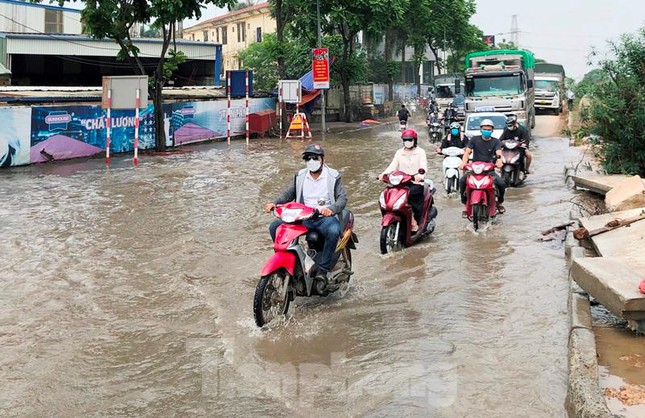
[470,0,644,80]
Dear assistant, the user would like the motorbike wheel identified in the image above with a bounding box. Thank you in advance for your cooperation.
[446,178,452,194]
[335,247,353,298]
[380,223,402,254]
[452,178,459,195]
[502,170,512,187]
[472,204,487,231]
[253,271,291,327]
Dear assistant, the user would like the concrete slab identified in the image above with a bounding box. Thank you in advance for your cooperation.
[571,258,645,320]
[605,175,645,212]
[578,208,645,264]
[572,173,635,196]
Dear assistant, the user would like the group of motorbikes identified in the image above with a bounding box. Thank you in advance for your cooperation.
[253,106,531,327]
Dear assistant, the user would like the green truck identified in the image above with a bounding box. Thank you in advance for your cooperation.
[464,49,536,133]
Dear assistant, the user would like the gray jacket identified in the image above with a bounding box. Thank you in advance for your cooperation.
[274,165,348,215]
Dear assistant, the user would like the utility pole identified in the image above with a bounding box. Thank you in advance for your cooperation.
[510,15,520,48]
[316,0,326,135]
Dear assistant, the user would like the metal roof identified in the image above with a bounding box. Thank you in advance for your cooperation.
[0,33,220,59]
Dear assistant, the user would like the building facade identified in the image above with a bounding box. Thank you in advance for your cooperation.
[0,0,82,35]
[182,2,275,76]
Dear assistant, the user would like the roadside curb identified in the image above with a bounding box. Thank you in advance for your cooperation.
[564,218,618,418]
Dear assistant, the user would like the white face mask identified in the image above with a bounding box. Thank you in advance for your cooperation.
[403,140,414,149]
[306,158,322,172]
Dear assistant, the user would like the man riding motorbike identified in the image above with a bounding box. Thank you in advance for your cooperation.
[499,115,533,174]
[397,104,410,124]
[436,122,467,153]
[443,103,457,127]
[378,129,428,234]
[264,144,347,281]
[458,119,506,217]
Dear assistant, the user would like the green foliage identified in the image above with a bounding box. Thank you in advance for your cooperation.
[574,69,607,97]
[582,27,645,175]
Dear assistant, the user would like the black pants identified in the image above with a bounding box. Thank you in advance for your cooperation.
[408,184,424,222]
[459,171,506,204]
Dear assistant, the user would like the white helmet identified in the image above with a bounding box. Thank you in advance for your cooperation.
[479,119,494,129]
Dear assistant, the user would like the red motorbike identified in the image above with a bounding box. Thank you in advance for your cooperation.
[500,139,527,187]
[253,202,358,327]
[378,169,438,254]
[463,161,499,231]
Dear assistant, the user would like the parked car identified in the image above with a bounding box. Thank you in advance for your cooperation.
[464,111,507,140]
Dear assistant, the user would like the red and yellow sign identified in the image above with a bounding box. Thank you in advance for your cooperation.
[312,47,330,89]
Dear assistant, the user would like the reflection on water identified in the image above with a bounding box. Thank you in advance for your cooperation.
[1,116,581,416]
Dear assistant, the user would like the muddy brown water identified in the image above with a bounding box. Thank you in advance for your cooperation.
[1,115,582,416]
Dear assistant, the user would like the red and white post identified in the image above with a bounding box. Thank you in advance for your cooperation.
[133,88,140,166]
[245,70,250,146]
[106,89,112,165]
[226,70,231,146]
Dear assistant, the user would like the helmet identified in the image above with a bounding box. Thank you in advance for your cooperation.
[450,122,461,130]
[506,115,518,127]
[302,143,325,158]
[479,119,495,129]
[401,129,418,146]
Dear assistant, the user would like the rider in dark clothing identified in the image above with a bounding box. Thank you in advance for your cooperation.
[499,115,532,173]
[443,103,457,125]
[397,105,410,122]
[458,118,507,215]
[439,122,467,150]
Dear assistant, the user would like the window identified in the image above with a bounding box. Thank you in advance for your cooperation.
[44,9,63,33]
[256,27,262,42]
[221,27,227,44]
[203,30,209,42]
[237,23,246,42]
[216,27,220,43]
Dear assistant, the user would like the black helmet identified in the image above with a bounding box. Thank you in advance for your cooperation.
[506,115,518,127]
[302,143,325,158]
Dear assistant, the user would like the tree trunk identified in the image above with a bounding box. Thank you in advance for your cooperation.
[153,77,166,151]
[341,42,351,122]
[385,31,394,102]
[274,0,289,132]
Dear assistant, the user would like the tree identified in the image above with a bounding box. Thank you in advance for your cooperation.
[59,0,236,151]
[229,0,256,11]
[582,27,645,175]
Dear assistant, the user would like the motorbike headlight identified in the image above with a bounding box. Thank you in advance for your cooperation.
[472,164,484,175]
[389,174,403,186]
[279,208,302,223]
[505,141,518,149]
[393,194,407,210]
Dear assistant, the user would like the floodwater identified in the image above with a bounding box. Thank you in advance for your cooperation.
[1,115,582,416]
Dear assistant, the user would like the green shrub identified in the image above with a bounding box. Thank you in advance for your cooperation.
[581,27,645,175]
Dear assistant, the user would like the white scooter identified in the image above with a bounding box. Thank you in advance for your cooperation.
[398,120,408,131]
[440,146,465,194]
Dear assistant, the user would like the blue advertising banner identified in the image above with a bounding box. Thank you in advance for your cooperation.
[0,107,32,167]
[171,98,275,145]
[30,104,173,163]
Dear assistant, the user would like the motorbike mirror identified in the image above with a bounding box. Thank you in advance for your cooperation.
[418,168,426,175]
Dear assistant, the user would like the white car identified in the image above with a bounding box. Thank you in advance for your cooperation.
[464,112,508,140]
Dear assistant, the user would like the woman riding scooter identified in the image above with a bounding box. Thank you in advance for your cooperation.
[378,129,427,233]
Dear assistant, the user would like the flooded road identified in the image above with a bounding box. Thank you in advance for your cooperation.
[1,115,581,416]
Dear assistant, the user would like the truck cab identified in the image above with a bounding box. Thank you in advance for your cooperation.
[464,50,535,135]
[534,63,565,115]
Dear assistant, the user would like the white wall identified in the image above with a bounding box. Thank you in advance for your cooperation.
[0,3,82,34]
